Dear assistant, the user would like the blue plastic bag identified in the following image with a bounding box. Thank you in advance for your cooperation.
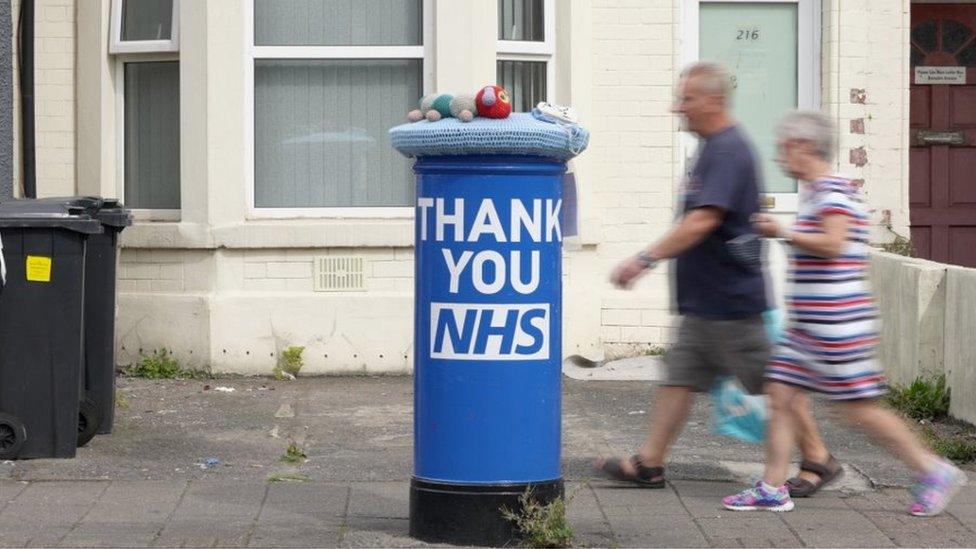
[711,377,767,444]
[710,309,784,444]
[762,308,784,344]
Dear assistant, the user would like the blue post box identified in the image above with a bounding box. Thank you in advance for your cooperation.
[389,113,588,546]
[410,155,565,545]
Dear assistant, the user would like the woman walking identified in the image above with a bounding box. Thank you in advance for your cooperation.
[722,110,967,516]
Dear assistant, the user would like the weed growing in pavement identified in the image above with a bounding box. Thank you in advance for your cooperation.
[267,472,312,483]
[644,345,667,357]
[273,346,305,380]
[281,346,305,376]
[124,349,212,380]
[880,233,916,257]
[501,486,578,548]
[886,374,950,421]
[280,442,308,465]
[922,425,976,466]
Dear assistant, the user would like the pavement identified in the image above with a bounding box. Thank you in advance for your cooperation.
[0,375,974,548]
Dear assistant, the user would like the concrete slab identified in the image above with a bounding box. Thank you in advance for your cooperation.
[695,515,802,547]
[0,377,968,547]
[347,482,409,518]
[859,509,975,547]
[780,508,894,547]
[562,355,665,381]
[719,460,873,493]
[154,482,264,547]
[611,517,710,548]
[0,481,27,508]
[0,481,108,543]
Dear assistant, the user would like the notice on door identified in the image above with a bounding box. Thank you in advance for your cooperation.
[915,66,967,85]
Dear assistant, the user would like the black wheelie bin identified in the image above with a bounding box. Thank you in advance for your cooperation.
[0,199,102,459]
[60,198,131,439]
[29,197,132,444]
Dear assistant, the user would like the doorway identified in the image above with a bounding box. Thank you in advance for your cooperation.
[910,3,976,266]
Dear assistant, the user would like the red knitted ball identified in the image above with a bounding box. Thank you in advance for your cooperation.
[475,85,513,119]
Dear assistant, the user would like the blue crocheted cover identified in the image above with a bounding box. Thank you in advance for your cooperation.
[389,113,589,160]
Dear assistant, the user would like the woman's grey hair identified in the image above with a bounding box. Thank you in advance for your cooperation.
[680,61,732,100]
[776,110,836,161]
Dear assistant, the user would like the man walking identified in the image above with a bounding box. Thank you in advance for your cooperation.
[596,61,770,486]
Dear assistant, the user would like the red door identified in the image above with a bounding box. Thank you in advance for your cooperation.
[910,4,976,267]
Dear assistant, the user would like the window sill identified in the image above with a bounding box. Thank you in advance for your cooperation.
[120,217,602,250]
[120,219,414,249]
[130,209,181,223]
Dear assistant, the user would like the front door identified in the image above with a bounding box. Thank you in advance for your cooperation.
[910,4,976,267]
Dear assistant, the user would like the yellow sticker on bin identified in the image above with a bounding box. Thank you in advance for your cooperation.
[26,255,52,282]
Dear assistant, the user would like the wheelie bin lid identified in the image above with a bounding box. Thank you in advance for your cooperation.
[35,197,133,229]
[0,198,104,234]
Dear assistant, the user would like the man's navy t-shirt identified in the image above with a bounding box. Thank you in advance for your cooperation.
[675,125,766,319]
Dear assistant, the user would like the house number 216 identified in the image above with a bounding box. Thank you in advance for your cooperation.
[737,29,760,40]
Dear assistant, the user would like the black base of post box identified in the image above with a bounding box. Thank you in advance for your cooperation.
[409,477,564,547]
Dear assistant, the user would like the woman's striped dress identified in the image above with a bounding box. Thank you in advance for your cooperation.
[764,175,887,400]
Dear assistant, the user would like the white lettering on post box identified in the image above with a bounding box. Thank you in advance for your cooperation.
[420,196,559,361]
[430,303,550,360]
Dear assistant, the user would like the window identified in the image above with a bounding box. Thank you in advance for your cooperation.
[688,0,820,211]
[112,0,182,215]
[249,0,428,213]
[912,18,976,68]
[497,0,554,113]
[109,0,180,53]
[122,62,181,210]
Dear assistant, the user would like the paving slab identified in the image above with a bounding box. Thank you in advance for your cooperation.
[779,507,894,548]
[697,515,804,548]
[154,481,263,548]
[0,481,109,545]
[59,482,184,547]
[859,509,975,548]
[347,482,408,518]
[0,481,26,509]
[948,502,976,529]
[610,516,710,548]
[0,377,969,547]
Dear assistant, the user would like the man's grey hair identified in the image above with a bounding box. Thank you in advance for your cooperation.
[680,61,732,99]
[776,110,836,161]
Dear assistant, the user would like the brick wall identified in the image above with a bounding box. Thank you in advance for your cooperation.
[589,0,680,350]
[822,0,911,240]
[119,248,416,294]
[590,0,913,351]
[10,0,77,198]
[118,250,212,293]
[238,249,414,293]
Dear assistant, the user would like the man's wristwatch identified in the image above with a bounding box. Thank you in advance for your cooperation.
[636,251,658,270]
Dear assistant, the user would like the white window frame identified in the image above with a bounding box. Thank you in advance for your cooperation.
[497,0,556,109]
[683,0,821,213]
[114,56,181,222]
[109,0,181,54]
[244,0,433,220]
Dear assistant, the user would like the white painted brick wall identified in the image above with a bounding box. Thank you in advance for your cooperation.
[183,248,420,294]
[822,0,911,240]
[592,0,914,350]
[11,0,77,198]
[118,250,212,294]
[590,0,678,347]
[265,262,312,279]
[61,0,915,367]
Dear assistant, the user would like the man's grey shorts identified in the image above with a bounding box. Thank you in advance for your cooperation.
[662,315,771,394]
